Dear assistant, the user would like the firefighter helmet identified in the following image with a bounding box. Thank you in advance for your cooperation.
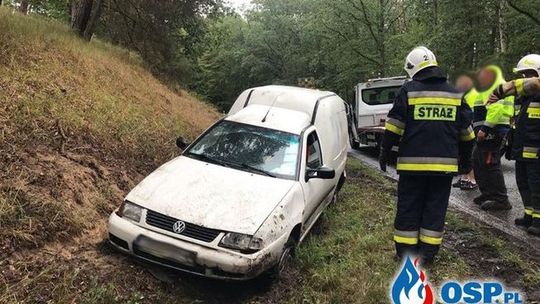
[404,46,438,78]
[514,54,540,77]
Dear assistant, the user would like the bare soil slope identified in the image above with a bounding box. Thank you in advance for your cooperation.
[0,8,219,282]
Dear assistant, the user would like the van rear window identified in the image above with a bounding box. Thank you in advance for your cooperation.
[361,86,401,106]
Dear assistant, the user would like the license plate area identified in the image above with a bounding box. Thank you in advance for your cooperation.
[133,235,197,266]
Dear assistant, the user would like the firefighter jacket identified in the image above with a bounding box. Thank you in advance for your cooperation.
[512,93,540,161]
[382,67,475,175]
[473,65,514,134]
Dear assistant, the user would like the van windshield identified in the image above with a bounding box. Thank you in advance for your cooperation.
[361,86,401,105]
[185,120,300,180]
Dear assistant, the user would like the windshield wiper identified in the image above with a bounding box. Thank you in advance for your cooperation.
[235,163,276,178]
[187,153,232,168]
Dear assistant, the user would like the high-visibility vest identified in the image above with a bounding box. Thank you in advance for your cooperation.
[464,88,479,109]
[473,65,514,130]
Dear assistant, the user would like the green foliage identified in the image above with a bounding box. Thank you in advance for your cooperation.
[5,0,540,112]
[191,0,540,110]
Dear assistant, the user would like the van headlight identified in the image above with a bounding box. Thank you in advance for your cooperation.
[219,233,263,253]
[117,201,143,223]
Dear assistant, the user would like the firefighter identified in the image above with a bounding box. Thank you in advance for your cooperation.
[472,65,514,210]
[495,55,540,235]
[453,74,478,190]
[379,46,474,263]
[491,77,540,99]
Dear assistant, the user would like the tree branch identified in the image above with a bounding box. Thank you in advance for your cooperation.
[507,0,540,26]
[320,21,381,66]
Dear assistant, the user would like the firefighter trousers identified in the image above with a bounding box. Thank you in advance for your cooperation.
[394,174,453,261]
[516,161,540,224]
[473,137,508,203]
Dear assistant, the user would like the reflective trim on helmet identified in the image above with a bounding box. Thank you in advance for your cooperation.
[418,60,438,68]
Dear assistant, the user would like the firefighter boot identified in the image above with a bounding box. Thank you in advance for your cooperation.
[527,218,540,236]
[473,194,490,205]
[480,200,512,211]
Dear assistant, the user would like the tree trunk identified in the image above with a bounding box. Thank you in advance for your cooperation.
[83,0,104,41]
[71,0,94,38]
[19,0,29,14]
[498,0,506,54]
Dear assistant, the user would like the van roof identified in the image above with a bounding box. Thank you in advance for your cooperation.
[227,85,337,134]
[236,85,335,119]
[226,104,311,134]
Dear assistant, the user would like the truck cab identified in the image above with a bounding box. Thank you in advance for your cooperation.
[349,76,408,150]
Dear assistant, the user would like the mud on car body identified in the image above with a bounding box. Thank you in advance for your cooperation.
[108,85,349,280]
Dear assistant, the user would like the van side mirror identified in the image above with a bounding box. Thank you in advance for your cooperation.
[306,166,335,181]
[176,137,190,150]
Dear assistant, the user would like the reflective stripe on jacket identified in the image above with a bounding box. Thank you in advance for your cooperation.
[513,95,540,161]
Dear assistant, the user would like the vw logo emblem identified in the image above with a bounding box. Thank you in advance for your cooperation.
[172,221,186,234]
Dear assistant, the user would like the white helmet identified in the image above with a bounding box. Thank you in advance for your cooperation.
[514,54,540,76]
[404,46,438,78]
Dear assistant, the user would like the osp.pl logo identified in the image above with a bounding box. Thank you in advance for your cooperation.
[390,256,434,304]
[390,256,524,304]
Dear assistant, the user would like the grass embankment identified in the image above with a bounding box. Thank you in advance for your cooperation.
[3,160,539,303]
[0,9,219,250]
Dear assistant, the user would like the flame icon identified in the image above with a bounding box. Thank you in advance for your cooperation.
[391,256,434,304]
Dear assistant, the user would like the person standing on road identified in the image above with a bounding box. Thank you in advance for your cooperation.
[471,65,514,211]
[498,55,540,235]
[453,74,479,190]
[379,47,474,264]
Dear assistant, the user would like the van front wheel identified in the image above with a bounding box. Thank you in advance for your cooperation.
[268,237,296,280]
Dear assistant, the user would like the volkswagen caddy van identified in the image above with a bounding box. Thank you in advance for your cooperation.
[108,85,349,280]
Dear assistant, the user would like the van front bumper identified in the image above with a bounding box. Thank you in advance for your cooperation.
[107,212,286,280]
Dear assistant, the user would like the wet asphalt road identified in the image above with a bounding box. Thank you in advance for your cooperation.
[348,148,540,252]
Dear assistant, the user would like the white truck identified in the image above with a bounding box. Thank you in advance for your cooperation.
[348,76,408,150]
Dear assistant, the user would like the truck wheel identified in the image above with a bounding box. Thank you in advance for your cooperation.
[268,237,296,280]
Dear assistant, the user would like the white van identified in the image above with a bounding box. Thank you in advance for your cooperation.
[108,85,349,280]
[350,76,407,149]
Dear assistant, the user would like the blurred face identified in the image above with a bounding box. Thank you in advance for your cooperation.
[455,75,474,93]
[477,69,496,89]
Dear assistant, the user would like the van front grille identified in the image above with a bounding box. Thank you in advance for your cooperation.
[145,209,221,242]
